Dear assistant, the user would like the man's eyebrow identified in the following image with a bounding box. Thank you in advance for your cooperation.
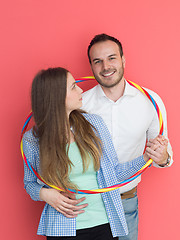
[108,54,117,57]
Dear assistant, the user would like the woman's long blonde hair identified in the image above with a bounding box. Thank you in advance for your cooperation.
[31,67,101,191]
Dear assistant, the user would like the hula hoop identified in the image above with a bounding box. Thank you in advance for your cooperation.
[20,77,163,194]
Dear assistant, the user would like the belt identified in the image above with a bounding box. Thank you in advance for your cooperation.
[121,187,137,200]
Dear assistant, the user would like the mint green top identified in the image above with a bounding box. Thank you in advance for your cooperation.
[68,142,108,230]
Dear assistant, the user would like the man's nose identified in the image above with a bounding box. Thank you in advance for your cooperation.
[102,60,110,70]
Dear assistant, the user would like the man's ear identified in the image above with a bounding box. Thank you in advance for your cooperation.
[122,55,126,68]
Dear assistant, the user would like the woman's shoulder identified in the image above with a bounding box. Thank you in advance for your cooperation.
[82,113,104,125]
[22,128,38,144]
[82,113,108,133]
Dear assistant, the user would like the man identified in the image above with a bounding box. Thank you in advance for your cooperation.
[82,33,173,240]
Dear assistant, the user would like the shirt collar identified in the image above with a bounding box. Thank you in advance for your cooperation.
[96,79,137,100]
[123,79,138,97]
[96,84,107,98]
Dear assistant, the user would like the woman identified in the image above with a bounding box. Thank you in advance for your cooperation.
[23,67,165,240]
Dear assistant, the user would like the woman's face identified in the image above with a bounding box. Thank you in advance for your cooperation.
[66,72,83,115]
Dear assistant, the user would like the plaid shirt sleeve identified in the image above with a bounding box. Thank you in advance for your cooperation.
[23,131,45,201]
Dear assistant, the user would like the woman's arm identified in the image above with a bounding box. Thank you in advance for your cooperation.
[23,132,88,217]
[23,136,44,201]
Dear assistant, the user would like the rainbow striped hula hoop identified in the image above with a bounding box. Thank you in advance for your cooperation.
[20,77,163,194]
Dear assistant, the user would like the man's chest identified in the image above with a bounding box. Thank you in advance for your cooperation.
[88,96,156,140]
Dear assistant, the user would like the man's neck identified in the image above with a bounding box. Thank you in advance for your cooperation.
[101,77,126,102]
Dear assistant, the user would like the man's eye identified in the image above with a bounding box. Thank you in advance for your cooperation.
[94,60,101,64]
[109,57,115,60]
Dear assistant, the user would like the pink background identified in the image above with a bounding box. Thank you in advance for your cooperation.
[1,0,179,239]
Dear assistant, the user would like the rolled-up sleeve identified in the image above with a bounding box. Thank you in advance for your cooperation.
[23,134,44,201]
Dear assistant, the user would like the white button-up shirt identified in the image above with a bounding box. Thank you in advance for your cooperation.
[82,80,173,193]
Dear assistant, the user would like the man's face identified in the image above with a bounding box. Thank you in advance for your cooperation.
[89,40,125,88]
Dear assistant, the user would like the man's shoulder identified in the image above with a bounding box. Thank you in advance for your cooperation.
[127,79,163,101]
[143,86,165,105]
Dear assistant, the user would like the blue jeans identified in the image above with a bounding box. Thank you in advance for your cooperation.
[119,192,138,240]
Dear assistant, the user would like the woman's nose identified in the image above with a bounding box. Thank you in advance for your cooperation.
[78,86,83,93]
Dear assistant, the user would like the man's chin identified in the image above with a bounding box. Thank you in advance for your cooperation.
[96,78,122,89]
[101,83,119,88]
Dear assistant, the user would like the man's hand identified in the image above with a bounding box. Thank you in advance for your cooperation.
[40,188,88,218]
[145,135,169,165]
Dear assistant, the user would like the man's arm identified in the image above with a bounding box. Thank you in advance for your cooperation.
[146,88,173,167]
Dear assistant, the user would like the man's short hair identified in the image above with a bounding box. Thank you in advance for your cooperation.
[87,33,124,64]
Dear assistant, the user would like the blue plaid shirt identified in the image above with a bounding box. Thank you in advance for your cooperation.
[23,113,146,237]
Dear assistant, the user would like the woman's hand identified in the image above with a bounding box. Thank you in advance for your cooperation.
[144,135,169,165]
[40,188,88,218]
